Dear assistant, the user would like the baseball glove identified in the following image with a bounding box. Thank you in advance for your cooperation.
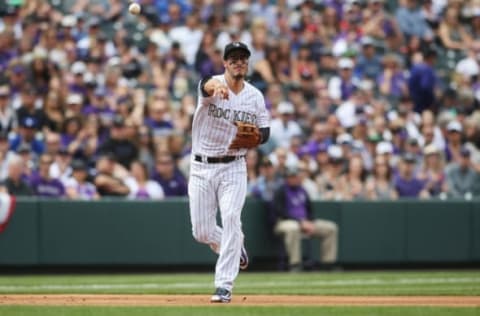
[229,121,261,149]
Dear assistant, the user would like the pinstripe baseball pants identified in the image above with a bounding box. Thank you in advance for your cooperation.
[188,157,246,291]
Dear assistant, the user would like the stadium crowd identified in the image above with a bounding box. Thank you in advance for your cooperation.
[0,0,479,201]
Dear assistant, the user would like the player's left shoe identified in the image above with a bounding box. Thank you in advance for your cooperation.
[240,244,249,270]
[210,287,232,303]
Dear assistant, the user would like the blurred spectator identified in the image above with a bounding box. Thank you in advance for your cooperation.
[377,53,408,101]
[315,145,345,200]
[394,152,428,198]
[125,160,165,200]
[337,154,367,200]
[151,152,187,197]
[366,154,398,200]
[64,159,99,200]
[407,49,438,113]
[395,0,433,40]
[9,116,44,156]
[446,147,480,199]
[354,36,382,81]
[328,57,357,103]
[98,115,138,169]
[16,85,45,130]
[273,166,338,271]
[49,147,73,184]
[250,157,283,205]
[444,120,464,163]
[363,0,403,50]
[438,6,472,58]
[93,154,130,198]
[0,132,14,181]
[29,153,65,198]
[0,154,33,196]
[0,85,17,134]
[270,101,302,149]
[418,144,447,198]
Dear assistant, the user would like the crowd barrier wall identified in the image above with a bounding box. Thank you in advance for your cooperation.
[0,198,479,266]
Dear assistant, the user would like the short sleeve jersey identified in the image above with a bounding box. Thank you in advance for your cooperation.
[191,74,270,157]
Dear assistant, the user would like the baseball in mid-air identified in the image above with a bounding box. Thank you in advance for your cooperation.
[128,2,141,15]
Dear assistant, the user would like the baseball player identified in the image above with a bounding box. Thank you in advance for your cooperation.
[189,42,270,303]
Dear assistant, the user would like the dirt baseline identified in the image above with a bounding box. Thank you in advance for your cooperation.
[1,295,479,307]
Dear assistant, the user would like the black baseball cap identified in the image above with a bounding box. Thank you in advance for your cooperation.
[223,42,251,60]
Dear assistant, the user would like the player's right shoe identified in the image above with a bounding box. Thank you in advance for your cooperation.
[240,244,249,270]
[210,287,232,303]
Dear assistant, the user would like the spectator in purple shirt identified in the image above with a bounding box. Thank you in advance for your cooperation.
[152,152,187,197]
[30,153,65,198]
[273,166,338,271]
[408,49,437,113]
[393,152,429,198]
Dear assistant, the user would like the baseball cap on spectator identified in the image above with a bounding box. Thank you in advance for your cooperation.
[407,137,419,146]
[71,159,87,171]
[277,101,295,115]
[58,146,70,156]
[67,94,83,105]
[20,116,38,129]
[338,58,354,69]
[87,17,101,28]
[423,144,439,155]
[376,141,393,155]
[230,2,249,14]
[328,144,343,162]
[402,152,417,164]
[94,87,107,97]
[460,146,471,157]
[455,57,479,78]
[360,36,375,47]
[61,15,77,28]
[33,47,48,60]
[71,61,86,75]
[447,120,462,133]
[17,143,31,154]
[285,165,299,177]
[260,157,273,167]
[337,133,353,145]
[367,132,382,143]
[223,42,251,60]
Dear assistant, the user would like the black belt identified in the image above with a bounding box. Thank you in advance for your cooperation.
[194,155,243,164]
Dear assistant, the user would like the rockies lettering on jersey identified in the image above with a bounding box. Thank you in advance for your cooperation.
[207,104,257,125]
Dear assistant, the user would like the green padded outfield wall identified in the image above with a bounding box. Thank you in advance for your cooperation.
[0,198,479,266]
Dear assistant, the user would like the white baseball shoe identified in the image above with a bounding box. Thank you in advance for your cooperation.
[210,287,232,303]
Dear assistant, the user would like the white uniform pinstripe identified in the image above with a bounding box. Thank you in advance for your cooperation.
[189,74,269,292]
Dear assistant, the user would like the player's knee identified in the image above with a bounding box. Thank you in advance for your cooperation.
[192,229,210,244]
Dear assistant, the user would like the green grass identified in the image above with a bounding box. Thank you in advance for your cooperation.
[0,306,478,316]
[0,270,479,295]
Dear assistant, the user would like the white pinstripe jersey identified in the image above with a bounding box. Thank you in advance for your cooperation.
[191,74,270,157]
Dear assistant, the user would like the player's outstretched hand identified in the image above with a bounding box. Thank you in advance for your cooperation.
[213,84,229,100]
[229,121,261,149]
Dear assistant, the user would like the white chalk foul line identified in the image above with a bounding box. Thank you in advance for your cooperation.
[0,277,478,292]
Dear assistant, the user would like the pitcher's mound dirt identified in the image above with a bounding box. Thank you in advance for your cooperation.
[1,295,479,307]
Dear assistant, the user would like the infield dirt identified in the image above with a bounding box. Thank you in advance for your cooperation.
[1,295,479,307]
